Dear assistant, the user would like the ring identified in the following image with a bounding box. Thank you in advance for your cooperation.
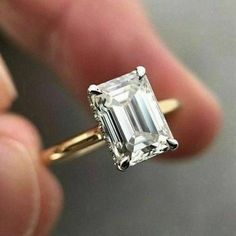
[43,66,180,171]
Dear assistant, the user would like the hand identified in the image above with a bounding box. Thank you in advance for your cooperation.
[0,1,222,235]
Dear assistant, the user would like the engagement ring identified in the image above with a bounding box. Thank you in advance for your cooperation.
[43,66,180,171]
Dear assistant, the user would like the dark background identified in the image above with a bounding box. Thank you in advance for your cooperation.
[0,0,235,235]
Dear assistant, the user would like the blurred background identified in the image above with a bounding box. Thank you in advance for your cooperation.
[0,0,235,235]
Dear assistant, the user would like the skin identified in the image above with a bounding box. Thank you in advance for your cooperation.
[0,0,222,235]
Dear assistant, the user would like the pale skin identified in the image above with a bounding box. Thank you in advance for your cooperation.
[0,0,222,235]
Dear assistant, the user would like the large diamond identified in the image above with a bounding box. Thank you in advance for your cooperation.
[88,67,176,170]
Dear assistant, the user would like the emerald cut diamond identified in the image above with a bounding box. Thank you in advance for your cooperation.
[88,66,178,170]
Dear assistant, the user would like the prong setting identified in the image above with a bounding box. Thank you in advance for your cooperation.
[167,138,179,151]
[117,156,130,171]
[136,66,146,79]
[88,84,102,95]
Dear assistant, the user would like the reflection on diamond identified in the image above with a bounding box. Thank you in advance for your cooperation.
[88,67,176,168]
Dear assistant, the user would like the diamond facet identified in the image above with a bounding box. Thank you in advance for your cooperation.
[88,67,177,169]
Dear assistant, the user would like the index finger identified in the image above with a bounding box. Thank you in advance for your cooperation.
[0,0,222,157]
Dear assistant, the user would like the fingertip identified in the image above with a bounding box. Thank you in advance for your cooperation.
[0,55,17,110]
[192,92,223,153]
[0,136,40,236]
[0,113,42,155]
[167,81,223,158]
[0,114,63,235]
[34,166,63,236]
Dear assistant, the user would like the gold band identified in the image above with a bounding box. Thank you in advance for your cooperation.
[42,99,180,165]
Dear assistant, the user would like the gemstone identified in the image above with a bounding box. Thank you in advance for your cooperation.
[88,67,176,169]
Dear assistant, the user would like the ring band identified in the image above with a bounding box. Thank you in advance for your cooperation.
[43,67,180,171]
[43,98,180,165]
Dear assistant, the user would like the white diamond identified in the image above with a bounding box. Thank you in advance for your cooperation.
[88,67,176,169]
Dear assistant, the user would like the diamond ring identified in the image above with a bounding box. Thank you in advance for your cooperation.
[43,66,180,171]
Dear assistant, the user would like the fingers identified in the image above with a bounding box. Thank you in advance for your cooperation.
[0,0,222,157]
[0,55,17,110]
[0,135,40,236]
[0,57,63,235]
[0,114,62,236]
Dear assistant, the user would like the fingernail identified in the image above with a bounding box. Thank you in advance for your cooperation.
[0,55,18,100]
